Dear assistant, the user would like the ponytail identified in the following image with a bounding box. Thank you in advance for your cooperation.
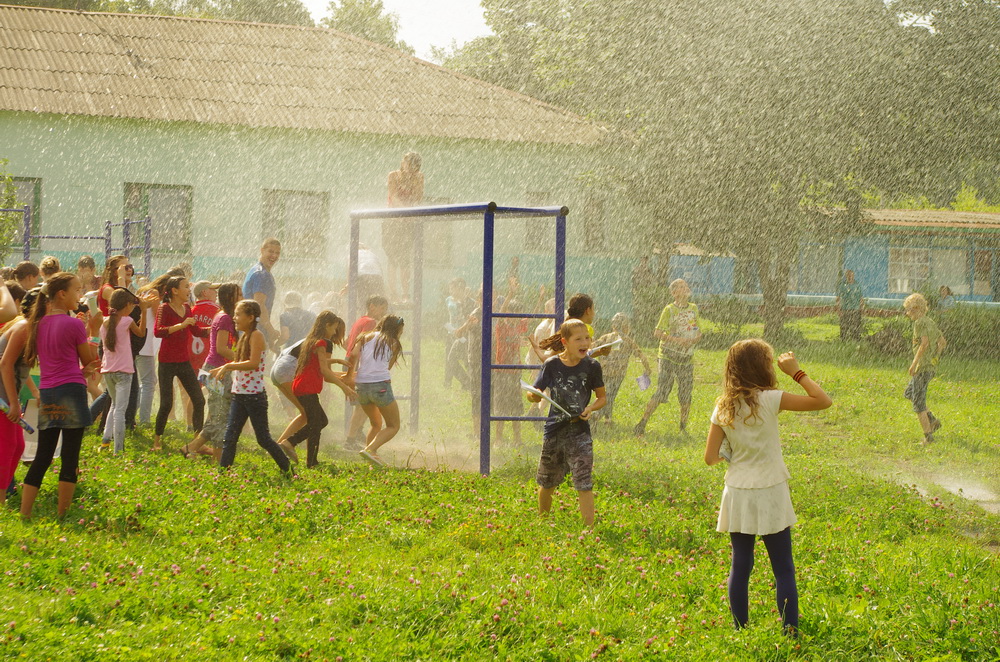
[22,272,77,367]
[538,319,589,353]
[103,288,138,353]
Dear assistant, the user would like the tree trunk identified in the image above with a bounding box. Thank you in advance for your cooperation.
[756,253,791,341]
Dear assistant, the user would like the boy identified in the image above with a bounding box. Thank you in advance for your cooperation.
[903,293,946,444]
[634,278,701,435]
[344,294,389,449]
[444,278,471,389]
[279,290,316,350]
[76,255,100,291]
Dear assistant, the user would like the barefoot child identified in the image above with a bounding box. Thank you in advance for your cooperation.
[19,273,99,519]
[99,288,153,454]
[902,293,946,444]
[526,320,606,527]
[349,315,405,467]
[209,300,292,474]
[704,340,832,635]
[280,311,356,468]
[634,278,701,435]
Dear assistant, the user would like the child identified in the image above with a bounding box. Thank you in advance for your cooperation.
[183,283,241,460]
[349,315,405,467]
[76,255,100,292]
[18,273,99,519]
[493,291,529,446]
[189,281,221,374]
[280,311,356,467]
[704,340,832,635]
[209,300,292,474]
[903,293,946,444]
[152,276,209,451]
[594,313,651,423]
[0,288,34,503]
[99,288,152,454]
[343,295,389,449]
[38,256,61,281]
[279,291,316,350]
[634,278,701,435]
[526,320,606,527]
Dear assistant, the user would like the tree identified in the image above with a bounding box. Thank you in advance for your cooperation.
[0,160,21,266]
[441,0,999,337]
[321,0,413,54]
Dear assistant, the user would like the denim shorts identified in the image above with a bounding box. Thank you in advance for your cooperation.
[536,424,594,491]
[357,381,395,408]
[904,370,934,413]
[38,382,92,430]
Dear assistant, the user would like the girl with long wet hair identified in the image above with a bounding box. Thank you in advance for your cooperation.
[704,339,832,636]
[348,314,405,467]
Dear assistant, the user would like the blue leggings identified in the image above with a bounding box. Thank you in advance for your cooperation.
[728,527,798,631]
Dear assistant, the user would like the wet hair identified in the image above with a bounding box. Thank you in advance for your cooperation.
[567,293,594,319]
[402,151,422,171]
[103,288,138,353]
[939,285,952,297]
[39,256,61,277]
[669,279,688,293]
[77,255,96,271]
[0,267,13,281]
[366,294,388,310]
[14,261,39,280]
[100,255,128,287]
[284,290,303,308]
[217,283,242,318]
[904,292,928,313]
[358,314,404,367]
[22,272,78,367]
[139,272,175,298]
[232,299,262,362]
[19,287,40,317]
[261,237,281,250]
[610,312,629,332]
[538,319,590,352]
[296,310,346,375]
[715,339,777,428]
[166,266,186,278]
[162,276,187,303]
[3,281,25,305]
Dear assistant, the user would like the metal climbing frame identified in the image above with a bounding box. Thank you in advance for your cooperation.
[347,201,567,475]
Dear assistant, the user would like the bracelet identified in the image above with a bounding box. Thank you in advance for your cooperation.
[792,370,806,383]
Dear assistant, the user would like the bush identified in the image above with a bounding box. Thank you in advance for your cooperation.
[937,304,1000,360]
[699,296,757,336]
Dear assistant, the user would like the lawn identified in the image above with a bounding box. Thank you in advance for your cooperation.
[0,318,998,660]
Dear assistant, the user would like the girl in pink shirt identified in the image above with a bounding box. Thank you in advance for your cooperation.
[99,288,154,454]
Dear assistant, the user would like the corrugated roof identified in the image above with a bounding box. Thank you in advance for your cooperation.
[0,4,606,145]
[867,209,1000,231]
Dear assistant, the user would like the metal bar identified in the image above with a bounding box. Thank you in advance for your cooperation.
[104,220,112,258]
[491,312,559,319]
[488,416,548,422]
[344,217,360,435]
[410,217,424,431]
[479,208,495,476]
[351,202,496,220]
[34,234,104,240]
[491,364,543,370]
[555,213,567,328]
[143,217,152,278]
[122,218,131,261]
[21,206,30,261]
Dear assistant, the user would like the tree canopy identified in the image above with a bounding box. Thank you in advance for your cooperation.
[321,0,413,54]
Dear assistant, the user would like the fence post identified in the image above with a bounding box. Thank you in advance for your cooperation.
[479,208,496,476]
[122,219,132,262]
[143,217,152,278]
[410,218,424,431]
[555,211,567,328]
[104,220,112,260]
[21,206,30,261]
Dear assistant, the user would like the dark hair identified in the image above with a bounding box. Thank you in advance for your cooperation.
[296,310,346,376]
[103,288,138,353]
[139,272,174,298]
[23,272,77,367]
[162,276,187,303]
[366,294,388,309]
[358,314,404,367]
[232,299,261,362]
[3,280,25,305]
[217,283,242,318]
[100,255,128,287]
[19,286,40,317]
[567,293,594,319]
[77,255,96,271]
[14,261,39,280]
[539,319,590,352]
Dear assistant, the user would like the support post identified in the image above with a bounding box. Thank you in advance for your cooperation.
[479,208,496,476]
[555,213,567,328]
[21,206,30,261]
[345,217,361,435]
[104,220,112,260]
[143,216,152,278]
[122,219,132,262]
[410,218,424,431]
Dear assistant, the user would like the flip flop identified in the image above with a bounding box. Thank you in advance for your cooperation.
[279,441,299,464]
[359,450,385,468]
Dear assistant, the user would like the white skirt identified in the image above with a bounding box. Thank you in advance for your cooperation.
[716,481,797,536]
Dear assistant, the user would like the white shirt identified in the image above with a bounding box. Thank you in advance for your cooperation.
[358,248,382,277]
[138,307,162,357]
[355,336,393,383]
[711,389,790,489]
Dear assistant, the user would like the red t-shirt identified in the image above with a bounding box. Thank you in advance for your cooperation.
[292,339,330,396]
[97,284,114,316]
[495,319,528,364]
[154,302,210,364]
[346,316,377,355]
[189,299,220,370]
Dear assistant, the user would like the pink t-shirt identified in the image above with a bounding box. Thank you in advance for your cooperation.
[204,311,236,370]
[38,314,88,389]
[99,317,135,374]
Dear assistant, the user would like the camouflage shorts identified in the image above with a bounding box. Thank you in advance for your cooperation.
[536,425,594,491]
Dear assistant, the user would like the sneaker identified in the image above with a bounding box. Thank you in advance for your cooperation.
[359,450,386,467]
[633,421,647,437]
[100,441,111,451]
[929,417,942,434]
[922,433,935,445]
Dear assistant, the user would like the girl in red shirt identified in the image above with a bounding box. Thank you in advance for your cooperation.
[279,311,355,468]
[152,276,208,451]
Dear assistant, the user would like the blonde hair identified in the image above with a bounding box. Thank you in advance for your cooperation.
[715,339,777,428]
[903,293,928,313]
[538,319,590,352]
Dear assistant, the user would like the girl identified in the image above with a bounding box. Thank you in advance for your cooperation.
[184,283,241,460]
[593,313,652,423]
[134,271,179,425]
[19,273,99,519]
[349,315,405,467]
[526,320,606,527]
[99,288,152,454]
[0,287,34,503]
[280,311,356,468]
[152,276,208,451]
[209,300,291,474]
[384,152,424,302]
[704,339,832,635]
[97,255,131,316]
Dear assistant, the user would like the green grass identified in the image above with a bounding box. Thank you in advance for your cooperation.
[1,318,998,660]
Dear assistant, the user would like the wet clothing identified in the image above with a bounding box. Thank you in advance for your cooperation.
[280,308,316,349]
[655,302,699,363]
[37,315,88,389]
[911,316,943,373]
[189,299,220,371]
[293,340,330,396]
[243,262,276,314]
[154,303,209,364]
[532,355,604,438]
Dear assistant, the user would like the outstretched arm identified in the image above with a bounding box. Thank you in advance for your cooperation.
[777,351,832,411]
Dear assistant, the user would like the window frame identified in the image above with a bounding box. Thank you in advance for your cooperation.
[123,182,193,255]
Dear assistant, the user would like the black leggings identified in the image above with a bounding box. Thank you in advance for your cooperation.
[155,361,205,436]
[23,428,85,487]
[287,393,328,468]
[728,528,798,631]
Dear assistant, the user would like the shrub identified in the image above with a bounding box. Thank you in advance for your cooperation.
[937,304,1000,360]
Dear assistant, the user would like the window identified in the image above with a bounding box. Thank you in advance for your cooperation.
[888,237,929,293]
[11,177,41,247]
[973,250,994,297]
[124,183,192,254]
[792,242,842,294]
[930,236,970,296]
[262,189,328,260]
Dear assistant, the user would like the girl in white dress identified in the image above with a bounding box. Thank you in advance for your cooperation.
[704,339,831,635]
